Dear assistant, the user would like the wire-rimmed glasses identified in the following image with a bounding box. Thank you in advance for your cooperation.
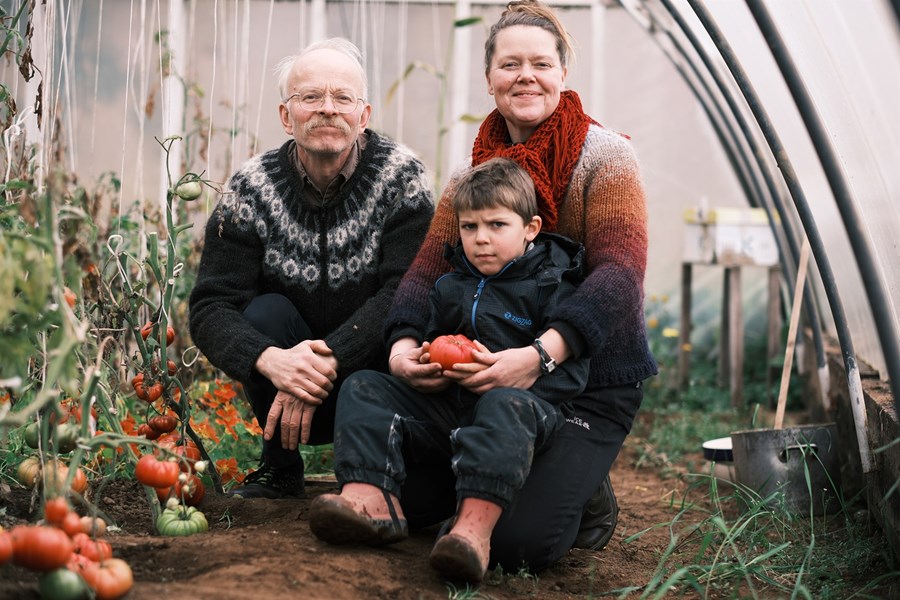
[283,90,364,114]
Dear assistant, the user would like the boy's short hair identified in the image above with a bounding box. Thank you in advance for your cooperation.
[453,157,538,223]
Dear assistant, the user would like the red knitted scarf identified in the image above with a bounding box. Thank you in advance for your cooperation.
[471,90,596,230]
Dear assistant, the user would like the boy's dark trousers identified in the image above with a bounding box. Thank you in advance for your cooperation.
[333,368,638,572]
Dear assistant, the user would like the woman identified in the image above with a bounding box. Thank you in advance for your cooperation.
[309,0,657,581]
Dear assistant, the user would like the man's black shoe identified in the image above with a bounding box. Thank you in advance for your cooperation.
[229,461,305,499]
[573,475,618,550]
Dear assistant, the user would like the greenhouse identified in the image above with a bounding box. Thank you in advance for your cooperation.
[1,0,898,597]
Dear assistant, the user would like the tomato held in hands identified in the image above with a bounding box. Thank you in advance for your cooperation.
[134,454,180,488]
[429,334,478,370]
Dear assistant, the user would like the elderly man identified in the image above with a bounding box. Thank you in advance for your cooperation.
[189,38,434,499]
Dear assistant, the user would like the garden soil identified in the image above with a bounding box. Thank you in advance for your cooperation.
[0,436,892,599]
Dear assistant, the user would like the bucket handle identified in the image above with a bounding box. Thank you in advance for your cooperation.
[779,443,818,462]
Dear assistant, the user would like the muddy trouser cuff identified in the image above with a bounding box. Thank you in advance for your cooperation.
[450,387,564,510]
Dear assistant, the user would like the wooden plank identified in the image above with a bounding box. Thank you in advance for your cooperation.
[678,263,693,390]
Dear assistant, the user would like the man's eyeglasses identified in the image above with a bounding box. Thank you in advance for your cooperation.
[284,90,364,114]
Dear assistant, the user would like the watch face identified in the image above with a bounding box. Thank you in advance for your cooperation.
[544,360,556,374]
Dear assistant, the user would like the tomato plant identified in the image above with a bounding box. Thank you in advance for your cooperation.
[429,334,478,370]
[41,462,89,496]
[79,557,133,600]
[10,524,74,572]
[38,567,90,600]
[140,321,175,345]
[156,505,209,537]
[174,179,203,201]
[134,454,180,488]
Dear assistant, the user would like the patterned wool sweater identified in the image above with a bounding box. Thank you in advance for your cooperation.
[385,124,657,429]
[189,131,435,383]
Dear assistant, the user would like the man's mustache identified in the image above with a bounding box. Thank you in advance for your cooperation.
[303,118,351,134]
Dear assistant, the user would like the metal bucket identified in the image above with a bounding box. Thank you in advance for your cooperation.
[730,423,842,515]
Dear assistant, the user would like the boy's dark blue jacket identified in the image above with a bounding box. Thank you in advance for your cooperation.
[420,231,591,404]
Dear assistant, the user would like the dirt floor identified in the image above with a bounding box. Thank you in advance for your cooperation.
[0,437,894,599]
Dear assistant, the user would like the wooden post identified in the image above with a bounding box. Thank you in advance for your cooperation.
[766,266,782,406]
[719,268,731,389]
[727,266,744,409]
[678,263,693,390]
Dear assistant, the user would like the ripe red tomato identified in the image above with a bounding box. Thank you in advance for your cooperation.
[10,524,74,572]
[429,334,478,370]
[134,454,180,488]
[171,444,201,472]
[156,473,205,506]
[80,557,133,600]
[63,287,77,308]
[72,532,113,562]
[140,321,176,345]
[131,373,164,403]
[137,423,161,440]
[60,512,85,538]
[44,497,70,526]
[148,414,178,434]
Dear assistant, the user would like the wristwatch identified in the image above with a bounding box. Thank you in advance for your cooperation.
[531,339,557,374]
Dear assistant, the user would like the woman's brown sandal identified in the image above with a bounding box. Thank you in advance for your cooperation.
[308,488,408,546]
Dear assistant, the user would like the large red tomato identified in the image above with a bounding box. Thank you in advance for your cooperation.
[10,524,74,572]
[134,454,180,488]
[0,529,12,565]
[80,558,133,600]
[429,334,478,370]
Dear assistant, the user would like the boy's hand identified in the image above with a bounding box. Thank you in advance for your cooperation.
[451,342,541,394]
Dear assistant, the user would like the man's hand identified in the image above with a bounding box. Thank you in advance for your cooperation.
[264,390,318,449]
[255,340,338,403]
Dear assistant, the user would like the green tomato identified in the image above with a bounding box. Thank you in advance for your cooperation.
[24,421,40,449]
[55,423,79,454]
[38,568,90,600]
[156,506,209,537]
[174,180,202,201]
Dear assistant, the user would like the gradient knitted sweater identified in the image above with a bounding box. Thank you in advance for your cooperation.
[385,124,657,428]
[190,131,435,383]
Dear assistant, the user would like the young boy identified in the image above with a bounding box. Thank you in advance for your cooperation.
[308,158,590,582]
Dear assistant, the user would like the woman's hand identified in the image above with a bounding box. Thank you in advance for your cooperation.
[443,340,541,394]
[389,338,447,392]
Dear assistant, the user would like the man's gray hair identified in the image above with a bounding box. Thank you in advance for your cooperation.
[275,38,369,101]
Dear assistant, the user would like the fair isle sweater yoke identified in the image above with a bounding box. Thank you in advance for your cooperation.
[189,131,435,383]
[386,124,657,429]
